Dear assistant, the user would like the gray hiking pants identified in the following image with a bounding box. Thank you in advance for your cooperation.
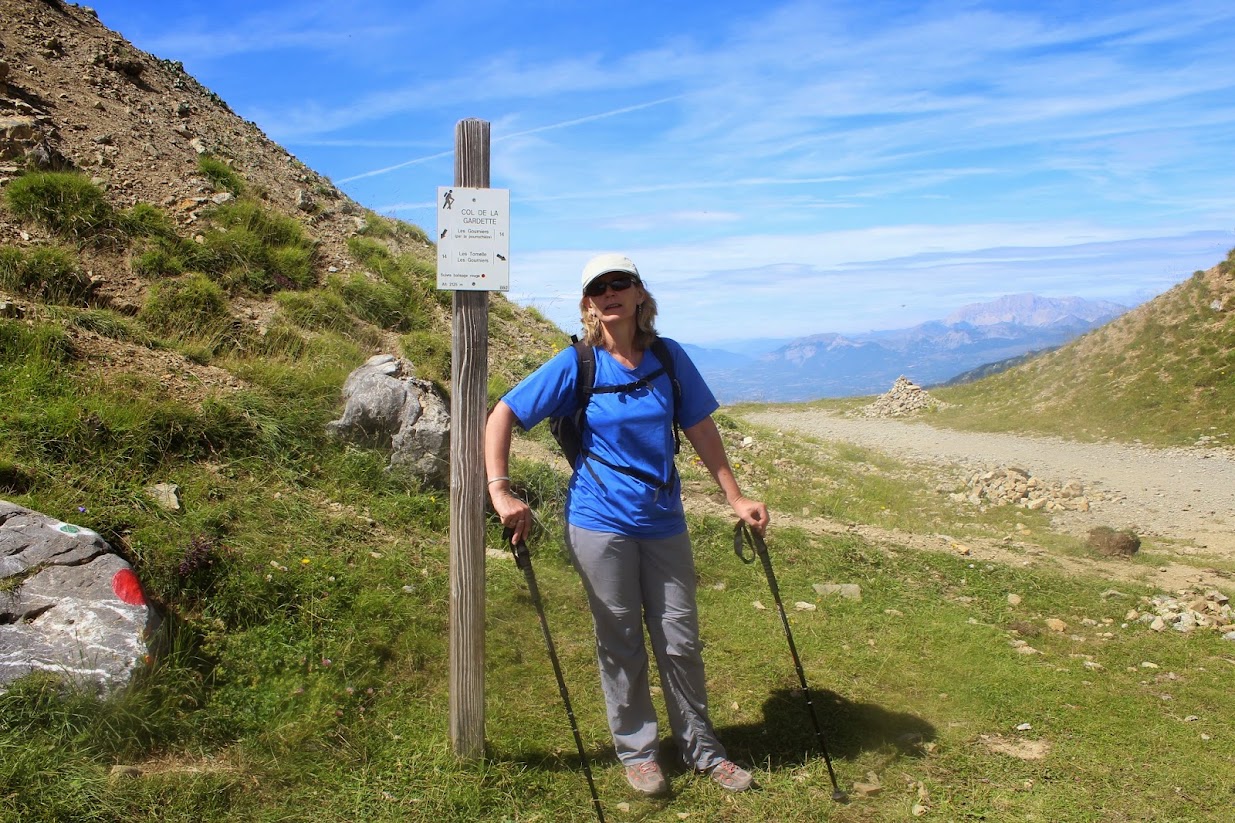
[565,524,727,771]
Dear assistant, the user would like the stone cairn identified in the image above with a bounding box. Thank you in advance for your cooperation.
[1127,590,1235,639]
[954,466,1095,512]
[857,376,949,418]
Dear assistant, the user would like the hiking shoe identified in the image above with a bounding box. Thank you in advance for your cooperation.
[709,760,753,792]
[625,761,669,796]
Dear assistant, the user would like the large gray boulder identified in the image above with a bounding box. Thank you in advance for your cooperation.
[326,354,451,486]
[1,501,159,693]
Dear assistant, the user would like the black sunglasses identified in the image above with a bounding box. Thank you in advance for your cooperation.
[584,275,638,297]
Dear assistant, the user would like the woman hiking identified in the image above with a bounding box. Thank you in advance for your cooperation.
[485,252,769,796]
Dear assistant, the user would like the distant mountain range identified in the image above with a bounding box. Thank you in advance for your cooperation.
[685,294,1129,403]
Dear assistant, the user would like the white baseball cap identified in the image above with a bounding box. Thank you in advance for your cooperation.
[581,253,640,292]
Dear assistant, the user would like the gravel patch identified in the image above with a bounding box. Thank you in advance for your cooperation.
[742,409,1235,558]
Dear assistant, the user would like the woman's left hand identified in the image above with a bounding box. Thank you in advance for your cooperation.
[731,496,769,536]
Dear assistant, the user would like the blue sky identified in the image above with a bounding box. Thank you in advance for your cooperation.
[87,0,1235,344]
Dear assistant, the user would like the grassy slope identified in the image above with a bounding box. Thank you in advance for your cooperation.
[929,254,1235,447]
[4,181,1235,821]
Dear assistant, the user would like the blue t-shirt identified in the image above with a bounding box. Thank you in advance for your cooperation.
[502,337,719,538]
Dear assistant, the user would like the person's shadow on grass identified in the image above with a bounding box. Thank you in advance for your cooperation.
[713,686,937,770]
[496,686,935,780]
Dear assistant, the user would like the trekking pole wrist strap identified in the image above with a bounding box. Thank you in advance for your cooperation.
[734,520,761,564]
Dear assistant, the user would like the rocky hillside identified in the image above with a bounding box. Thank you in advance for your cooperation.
[0,0,559,395]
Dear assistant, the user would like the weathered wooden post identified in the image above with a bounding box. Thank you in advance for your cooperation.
[448,119,489,758]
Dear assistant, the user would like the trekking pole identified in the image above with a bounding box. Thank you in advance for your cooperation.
[734,521,848,803]
[503,528,605,823]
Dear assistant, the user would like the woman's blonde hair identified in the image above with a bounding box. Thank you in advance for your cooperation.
[577,284,659,348]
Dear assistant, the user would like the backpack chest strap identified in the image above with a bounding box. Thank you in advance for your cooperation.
[585,366,667,396]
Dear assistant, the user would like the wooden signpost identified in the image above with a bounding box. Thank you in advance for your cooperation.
[443,118,507,758]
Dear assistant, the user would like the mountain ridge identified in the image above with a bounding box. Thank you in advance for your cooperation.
[943,292,1127,327]
[693,293,1127,402]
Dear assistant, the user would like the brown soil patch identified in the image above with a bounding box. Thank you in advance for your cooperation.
[979,734,1051,761]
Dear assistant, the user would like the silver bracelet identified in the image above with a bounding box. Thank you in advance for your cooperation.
[487,476,511,486]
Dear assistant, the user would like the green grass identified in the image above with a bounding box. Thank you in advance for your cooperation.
[4,180,1235,821]
[399,329,452,386]
[197,155,245,196]
[6,320,1231,822]
[139,273,232,339]
[123,194,318,295]
[199,199,317,293]
[0,244,96,305]
[2,171,120,245]
[347,232,451,314]
[328,272,422,332]
[59,307,156,346]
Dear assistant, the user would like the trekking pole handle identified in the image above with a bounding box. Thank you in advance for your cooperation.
[502,527,532,570]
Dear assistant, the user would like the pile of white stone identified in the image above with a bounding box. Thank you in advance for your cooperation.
[857,376,949,418]
[1127,590,1235,638]
[955,466,1096,512]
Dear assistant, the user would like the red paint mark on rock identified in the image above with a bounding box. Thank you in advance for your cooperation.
[112,568,146,606]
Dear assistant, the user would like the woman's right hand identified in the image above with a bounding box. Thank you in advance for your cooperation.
[491,487,533,544]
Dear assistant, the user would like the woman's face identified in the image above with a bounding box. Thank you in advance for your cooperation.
[585,273,643,322]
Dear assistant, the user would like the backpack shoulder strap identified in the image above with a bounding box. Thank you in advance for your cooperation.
[649,336,683,454]
[570,336,596,402]
[569,336,595,456]
[648,337,680,409]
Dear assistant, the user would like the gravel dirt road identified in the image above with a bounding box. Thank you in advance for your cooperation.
[742,409,1235,561]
